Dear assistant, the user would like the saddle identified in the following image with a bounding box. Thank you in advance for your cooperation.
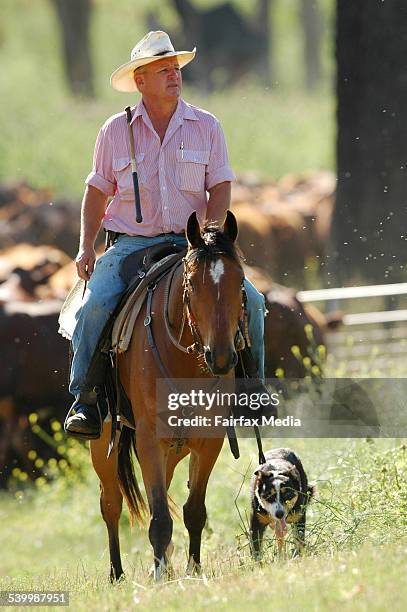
[83,241,186,431]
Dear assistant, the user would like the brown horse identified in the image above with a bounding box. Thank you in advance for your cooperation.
[90,211,245,581]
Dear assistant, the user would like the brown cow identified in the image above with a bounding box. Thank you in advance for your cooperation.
[0,244,71,302]
[0,301,70,487]
[232,171,335,287]
[0,181,80,257]
[234,202,308,287]
[244,264,342,379]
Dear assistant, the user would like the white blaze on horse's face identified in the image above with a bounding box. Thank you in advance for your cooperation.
[209,259,224,299]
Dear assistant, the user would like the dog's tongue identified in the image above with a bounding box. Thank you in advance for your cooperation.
[275,518,287,538]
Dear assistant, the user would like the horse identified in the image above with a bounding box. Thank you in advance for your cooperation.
[90,211,246,581]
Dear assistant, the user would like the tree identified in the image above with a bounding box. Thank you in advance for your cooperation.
[300,0,322,90]
[51,0,94,97]
[332,0,407,284]
[172,0,272,91]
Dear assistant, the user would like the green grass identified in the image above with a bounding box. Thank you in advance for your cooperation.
[1,436,406,610]
[1,0,335,200]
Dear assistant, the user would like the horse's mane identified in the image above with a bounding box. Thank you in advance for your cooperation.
[187,222,241,265]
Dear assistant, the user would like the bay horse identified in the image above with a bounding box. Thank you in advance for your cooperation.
[90,211,245,581]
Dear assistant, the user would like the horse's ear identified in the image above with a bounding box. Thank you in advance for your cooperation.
[223,210,238,242]
[186,212,202,247]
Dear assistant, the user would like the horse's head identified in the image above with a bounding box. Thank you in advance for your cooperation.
[184,211,245,375]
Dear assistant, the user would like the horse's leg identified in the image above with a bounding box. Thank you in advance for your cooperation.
[90,423,124,582]
[164,446,190,563]
[136,430,173,581]
[183,438,224,575]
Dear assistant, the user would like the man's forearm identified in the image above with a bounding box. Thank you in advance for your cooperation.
[206,181,231,226]
[79,185,108,249]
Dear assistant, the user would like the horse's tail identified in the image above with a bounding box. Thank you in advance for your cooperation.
[118,426,148,527]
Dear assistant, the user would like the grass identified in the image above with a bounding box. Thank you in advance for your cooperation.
[1,435,406,610]
[0,0,335,200]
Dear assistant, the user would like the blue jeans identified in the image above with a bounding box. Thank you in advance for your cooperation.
[69,234,266,397]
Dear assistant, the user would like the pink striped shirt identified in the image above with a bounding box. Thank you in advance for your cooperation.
[85,98,235,236]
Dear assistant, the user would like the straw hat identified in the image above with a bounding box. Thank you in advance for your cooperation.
[110,31,196,93]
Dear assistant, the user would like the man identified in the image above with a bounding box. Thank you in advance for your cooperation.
[65,31,266,438]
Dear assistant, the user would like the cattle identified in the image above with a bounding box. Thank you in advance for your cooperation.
[0,301,70,487]
[234,202,308,287]
[244,264,342,379]
[0,244,71,302]
[232,171,335,287]
[0,181,81,257]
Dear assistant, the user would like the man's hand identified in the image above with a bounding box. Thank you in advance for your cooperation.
[76,245,96,280]
[75,185,108,280]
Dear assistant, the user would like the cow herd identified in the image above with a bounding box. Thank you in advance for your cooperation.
[0,174,340,487]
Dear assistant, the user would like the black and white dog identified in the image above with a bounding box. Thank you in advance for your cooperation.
[250,448,315,559]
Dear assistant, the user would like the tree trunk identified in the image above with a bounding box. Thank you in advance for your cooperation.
[256,0,272,86]
[300,0,322,90]
[51,0,94,97]
[332,0,407,284]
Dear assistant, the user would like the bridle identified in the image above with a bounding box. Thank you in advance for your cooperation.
[164,248,250,356]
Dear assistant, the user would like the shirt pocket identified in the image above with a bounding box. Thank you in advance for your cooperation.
[113,153,145,199]
[176,150,210,193]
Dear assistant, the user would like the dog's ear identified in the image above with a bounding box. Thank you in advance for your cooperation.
[286,465,301,482]
[254,469,261,477]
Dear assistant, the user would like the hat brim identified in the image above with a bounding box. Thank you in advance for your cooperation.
[110,49,196,92]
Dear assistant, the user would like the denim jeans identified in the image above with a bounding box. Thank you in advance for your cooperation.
[69,234,266,397]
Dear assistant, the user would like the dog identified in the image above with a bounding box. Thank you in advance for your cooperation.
[250,448,315,559]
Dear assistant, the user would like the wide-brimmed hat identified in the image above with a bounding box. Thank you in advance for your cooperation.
[110,31,196,93]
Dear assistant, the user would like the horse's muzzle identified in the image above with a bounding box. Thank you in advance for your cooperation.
[204,347,238,375]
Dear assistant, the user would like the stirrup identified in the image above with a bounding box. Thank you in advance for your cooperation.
[64,401,103,440]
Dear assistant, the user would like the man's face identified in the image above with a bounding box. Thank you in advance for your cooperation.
[134,57,182,102]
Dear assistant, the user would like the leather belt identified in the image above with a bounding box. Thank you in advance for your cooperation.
[105,230,186,248]
[108,230,185,239]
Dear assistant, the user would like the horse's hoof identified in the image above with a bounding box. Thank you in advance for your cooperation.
[110,572,125,584]
[154,557,167,582]
[148,557,170,582]
[186,557,201,576]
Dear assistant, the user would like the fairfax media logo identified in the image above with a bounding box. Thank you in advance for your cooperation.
[167,414,302,428]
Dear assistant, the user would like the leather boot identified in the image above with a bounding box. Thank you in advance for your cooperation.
[64,388,106,440]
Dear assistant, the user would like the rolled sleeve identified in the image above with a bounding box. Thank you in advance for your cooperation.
[205,120,236,191]
[85,123,116,197]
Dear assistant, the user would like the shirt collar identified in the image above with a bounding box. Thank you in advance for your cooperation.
[130,99,147,124]
[179,99,199,121]
[130,98,198,125]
